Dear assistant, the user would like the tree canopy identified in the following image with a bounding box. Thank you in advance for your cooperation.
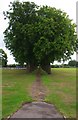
[3,1,78,73]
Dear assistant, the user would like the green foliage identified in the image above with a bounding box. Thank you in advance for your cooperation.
[34,6,77,63]
[0,49,7,67]
[3,1,78,68]
[68,60,78,67]
[4,1,38,65]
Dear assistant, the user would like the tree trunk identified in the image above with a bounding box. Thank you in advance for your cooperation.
[41,61,51,74]
[26,62,37,72]
[30,62,37,72]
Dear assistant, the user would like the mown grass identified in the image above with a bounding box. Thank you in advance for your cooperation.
[2,68,76,118]
[2,69,35,118]
[0,69,2,119]
[42,68,76,118]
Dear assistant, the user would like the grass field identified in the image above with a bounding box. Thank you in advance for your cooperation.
[42,68,76,118]
[2,69,35,118]
[0,69,2,119]
[2,68,76,118]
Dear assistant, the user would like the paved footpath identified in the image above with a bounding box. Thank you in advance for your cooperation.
[9,102,64,119]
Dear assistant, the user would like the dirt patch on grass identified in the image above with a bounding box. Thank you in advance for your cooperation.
[54,91,75,104]
[51,82,67,87]
[29,72,47,102]
[47,82,75,104]
[51,82,75,90]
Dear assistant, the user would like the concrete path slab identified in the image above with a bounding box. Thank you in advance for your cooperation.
[9,102,64,119]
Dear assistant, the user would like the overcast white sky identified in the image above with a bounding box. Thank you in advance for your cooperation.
[0,0,78,64]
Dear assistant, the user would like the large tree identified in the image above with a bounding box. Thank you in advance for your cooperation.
[3,1,78,73]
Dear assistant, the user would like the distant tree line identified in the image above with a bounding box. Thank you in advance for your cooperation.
[0,49,77,68]
[6,64,26,68]
[6,61,78,68]
[51,60,78,68]
[68,60,78,67]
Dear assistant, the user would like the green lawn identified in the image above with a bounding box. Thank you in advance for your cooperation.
[0,69,2,119]
[2,69,35,118]
[42,68,76,118]
[2,68,76,118]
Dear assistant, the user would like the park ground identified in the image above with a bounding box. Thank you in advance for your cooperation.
[2,68,76,118]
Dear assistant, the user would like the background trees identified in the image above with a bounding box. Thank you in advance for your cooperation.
[0,49,7,67]
[3,1,78,73]
[68,60,78,67]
